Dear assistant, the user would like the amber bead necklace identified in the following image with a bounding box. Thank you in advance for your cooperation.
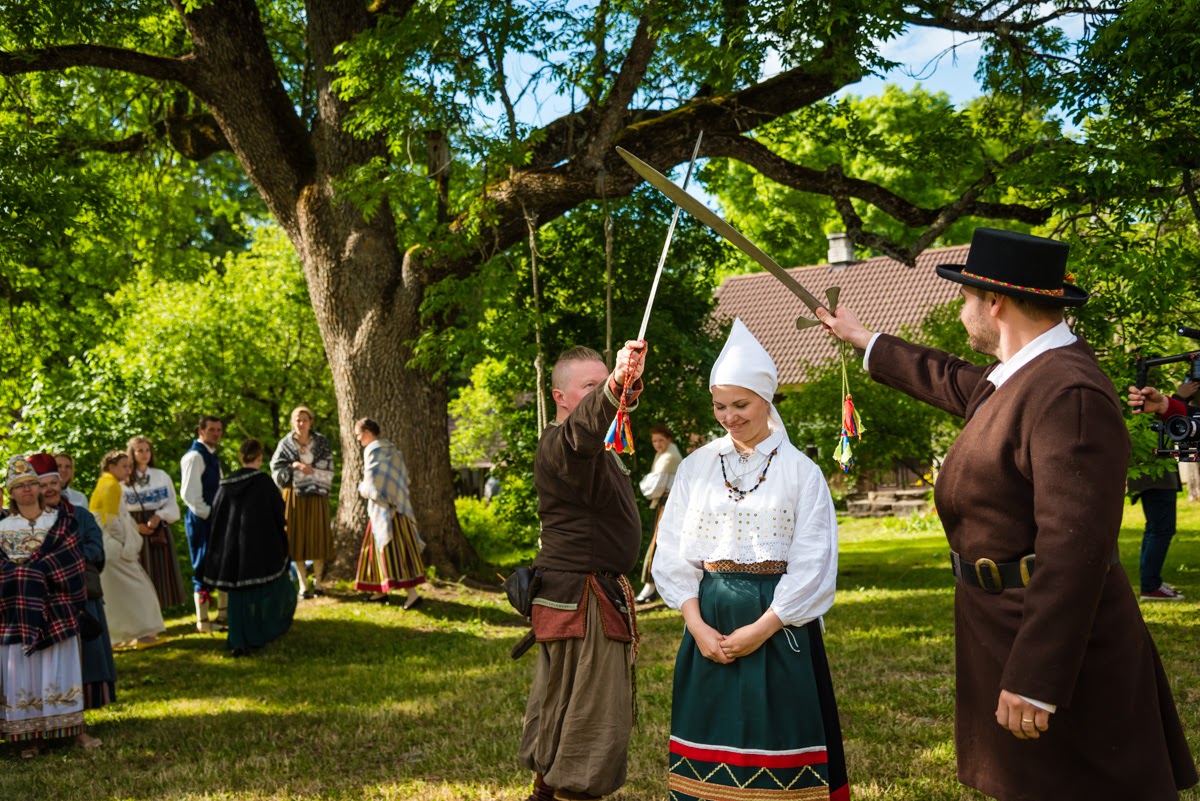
[720,446,779,502]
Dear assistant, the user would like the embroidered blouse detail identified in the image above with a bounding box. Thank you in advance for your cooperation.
[0,510,58,562]
[651,428,840,627]
[123,467,182,523]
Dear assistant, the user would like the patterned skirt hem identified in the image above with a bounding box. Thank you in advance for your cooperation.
[354,575,427,592]
[2,710,85,741]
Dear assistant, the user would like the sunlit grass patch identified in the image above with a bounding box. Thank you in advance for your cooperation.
[4,504,1198,800]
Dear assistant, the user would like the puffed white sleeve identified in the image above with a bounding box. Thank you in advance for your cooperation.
[768,460,838,627]
[650,456,703,610]
[180,450,210,519]
[158,472,182,524]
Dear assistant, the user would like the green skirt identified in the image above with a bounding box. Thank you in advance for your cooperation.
[226,572,297,650]
[669,572,849,801]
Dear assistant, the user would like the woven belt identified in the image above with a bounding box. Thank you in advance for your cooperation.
[951,552,1035,593]
[702,560,787,575]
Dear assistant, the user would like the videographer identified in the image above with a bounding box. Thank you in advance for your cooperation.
[1126,380,1198,601]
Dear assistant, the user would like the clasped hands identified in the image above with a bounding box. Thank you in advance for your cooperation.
[291,460,315,475]
[682,600,782,664]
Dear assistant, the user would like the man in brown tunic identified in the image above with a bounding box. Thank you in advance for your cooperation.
[817,228,1196,800]
[519,341,646,801]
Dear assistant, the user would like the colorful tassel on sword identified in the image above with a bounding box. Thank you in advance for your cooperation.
[604,345,644,454]
[604,409,635,453]
[833,345,864,473]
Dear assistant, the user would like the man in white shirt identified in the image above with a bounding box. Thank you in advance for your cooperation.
[181,415,225,632]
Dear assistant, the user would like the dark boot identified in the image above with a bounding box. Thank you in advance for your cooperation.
[553,790,602,801]
[526,774,556,801]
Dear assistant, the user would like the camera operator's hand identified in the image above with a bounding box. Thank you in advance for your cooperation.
[1177,380,1199,401]
[1128,385,1169,416]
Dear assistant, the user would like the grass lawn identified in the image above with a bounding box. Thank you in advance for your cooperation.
[6,502,1200,800]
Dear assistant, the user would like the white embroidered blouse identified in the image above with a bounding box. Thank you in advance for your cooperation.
[123,467,182,524]
[651,428,839,627]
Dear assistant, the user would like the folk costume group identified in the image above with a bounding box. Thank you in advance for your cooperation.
[519,227,1196,801]
[0,407,429,755]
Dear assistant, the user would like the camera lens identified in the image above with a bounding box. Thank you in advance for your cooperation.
[1164,415,1200,442]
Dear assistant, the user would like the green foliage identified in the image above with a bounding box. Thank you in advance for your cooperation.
[705,86,1054,273]
[448,357,508,469]
[779,300,982,483]
[8,226,337,490]
[455,495,536,570]
[424,187,726,539]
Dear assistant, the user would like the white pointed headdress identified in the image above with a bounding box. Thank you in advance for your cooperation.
[709,318,789,441]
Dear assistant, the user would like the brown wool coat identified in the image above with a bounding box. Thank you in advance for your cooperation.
[871,334,1197,801]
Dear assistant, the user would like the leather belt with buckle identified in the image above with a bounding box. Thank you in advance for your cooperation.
[951,551,1036,593]
[951,545,1121,594]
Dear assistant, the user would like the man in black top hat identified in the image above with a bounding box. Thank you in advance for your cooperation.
[816,228,1196,800]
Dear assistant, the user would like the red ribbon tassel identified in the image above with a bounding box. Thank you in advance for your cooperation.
[604,346,643,453]
[842,395,859,438]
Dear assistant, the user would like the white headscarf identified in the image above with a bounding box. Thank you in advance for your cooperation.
[709,318,789,441]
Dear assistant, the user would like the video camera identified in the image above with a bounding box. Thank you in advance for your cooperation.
[1134,326,1200,462]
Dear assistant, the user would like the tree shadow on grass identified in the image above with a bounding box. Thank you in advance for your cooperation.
[324,587,529,629]
[4,614,537,800]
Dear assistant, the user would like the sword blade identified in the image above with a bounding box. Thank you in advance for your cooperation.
[636,132,704,341]
[616,146,824,316]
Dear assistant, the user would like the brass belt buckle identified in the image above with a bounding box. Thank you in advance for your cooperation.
[1019,554,1036,587]
[974,558,1002,593]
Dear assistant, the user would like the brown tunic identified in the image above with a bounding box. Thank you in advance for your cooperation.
[871,334,1197,801]
[520,377,642,796]
[531,378,642,634]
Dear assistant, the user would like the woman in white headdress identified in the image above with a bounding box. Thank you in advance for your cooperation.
[652,319,849,801]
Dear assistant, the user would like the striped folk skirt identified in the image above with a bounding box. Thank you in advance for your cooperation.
[282,489,335,562]
[132,511,187,608]
[354,514,427,592]
[669,572,849,801]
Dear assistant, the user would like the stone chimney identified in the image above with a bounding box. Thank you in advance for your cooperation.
[827,232,855,272]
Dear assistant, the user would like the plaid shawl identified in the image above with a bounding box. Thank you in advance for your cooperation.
[270,431,334,496]
[0,507,86,654]
[358,438,417,551]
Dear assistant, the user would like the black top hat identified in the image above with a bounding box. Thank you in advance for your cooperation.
[935,228,1088,307]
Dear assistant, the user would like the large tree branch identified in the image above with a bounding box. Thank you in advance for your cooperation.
[68,113,231,161]
[713,136,1049,231]
[437,53,864,278]
[902,1,1125,34]
[172,0,317,230]
[580,14,658,170]
[0,44,197,88]
[1182,170,1200,227]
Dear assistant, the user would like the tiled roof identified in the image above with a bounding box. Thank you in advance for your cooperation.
[713,244,969,385]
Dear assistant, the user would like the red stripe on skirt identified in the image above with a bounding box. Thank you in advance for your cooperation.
[670,739,828,769]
